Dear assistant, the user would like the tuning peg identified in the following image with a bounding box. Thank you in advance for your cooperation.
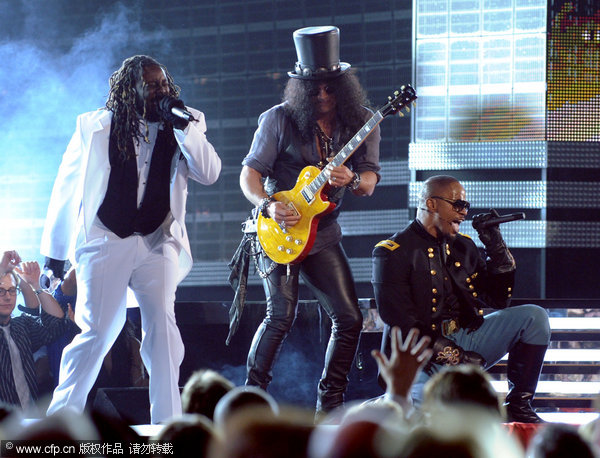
[398,111,405,117]
[405,106,411,113]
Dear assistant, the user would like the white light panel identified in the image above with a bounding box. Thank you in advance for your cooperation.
[409,180,547,208]
[414,0,547,142]
[409,140,547,169]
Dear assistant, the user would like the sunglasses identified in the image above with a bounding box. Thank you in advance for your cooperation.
[431,196,471,212]
[308,85,336,97]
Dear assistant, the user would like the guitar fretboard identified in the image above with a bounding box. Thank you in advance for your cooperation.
[301,111,384,203]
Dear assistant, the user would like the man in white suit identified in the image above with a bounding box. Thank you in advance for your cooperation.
[41,55,221,423]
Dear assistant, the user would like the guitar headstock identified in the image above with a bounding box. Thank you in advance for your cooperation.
[380,84,418,118]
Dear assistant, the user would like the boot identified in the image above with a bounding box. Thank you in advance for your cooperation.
[504,342,547,423]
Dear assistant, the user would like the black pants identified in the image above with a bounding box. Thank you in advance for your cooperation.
[246,242,363,412]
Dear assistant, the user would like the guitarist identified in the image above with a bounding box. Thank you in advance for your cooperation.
[239,26,381,415]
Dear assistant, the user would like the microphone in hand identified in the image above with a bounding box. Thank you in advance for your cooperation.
[472,209,504,248]
[472,210,525,230]
[472,209,525,246]
[472,210,517,272]
[158,96,196,130]
[40,257,65,293]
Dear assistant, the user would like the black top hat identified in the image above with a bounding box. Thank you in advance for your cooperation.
[288,26,351,80]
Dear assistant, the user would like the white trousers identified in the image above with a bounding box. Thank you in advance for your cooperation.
[47,222,184,424]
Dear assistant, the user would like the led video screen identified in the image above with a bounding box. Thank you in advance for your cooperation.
[547,0,600,141]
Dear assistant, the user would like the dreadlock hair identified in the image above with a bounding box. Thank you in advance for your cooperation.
[105,55,180,160]
[282,70,370,144]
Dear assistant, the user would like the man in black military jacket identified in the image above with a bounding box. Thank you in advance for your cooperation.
[372,175,550,423]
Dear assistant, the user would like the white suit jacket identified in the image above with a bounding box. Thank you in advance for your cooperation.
[41,107,221,283]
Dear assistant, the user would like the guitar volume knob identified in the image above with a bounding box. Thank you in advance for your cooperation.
[286,236,293,242]
[278,246,285,251]
[295,239,302,245]
[286,248,294,254]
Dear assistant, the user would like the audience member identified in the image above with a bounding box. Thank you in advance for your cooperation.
[1,410,100,451]
[153,413,215,457]
[213,385,279,428]
[578,397,600,454]
[17,267,78,396]
[371,326,432,417]
[181,368,234,420]
[310,402,409,458]
[0,255,70,414]
[422,364,503,418]
[528,423,595,458]
[400,426,483,458]
[209,407,314,458]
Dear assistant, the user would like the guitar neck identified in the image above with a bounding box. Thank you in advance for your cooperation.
[307,110,384,193]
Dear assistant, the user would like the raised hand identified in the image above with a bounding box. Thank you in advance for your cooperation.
[14,261,42,290]
[372,327,433,398]
[1,250,21,274]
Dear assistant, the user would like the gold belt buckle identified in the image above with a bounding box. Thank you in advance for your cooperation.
[442,319,459,336]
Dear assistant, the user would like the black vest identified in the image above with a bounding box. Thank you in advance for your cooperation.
[97,123,177,238]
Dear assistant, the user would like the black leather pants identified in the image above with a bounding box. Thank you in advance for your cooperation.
[246,243,363,412]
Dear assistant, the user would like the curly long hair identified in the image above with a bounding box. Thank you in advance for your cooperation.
[282,71,370,143]
[105,55,180,159]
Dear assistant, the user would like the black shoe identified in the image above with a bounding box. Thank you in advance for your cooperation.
[504,393,545,423]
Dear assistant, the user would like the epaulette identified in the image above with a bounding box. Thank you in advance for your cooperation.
[375,239,400,251]
[459,232,472,240]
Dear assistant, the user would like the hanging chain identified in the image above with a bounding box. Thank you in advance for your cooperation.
[315,124,334,168]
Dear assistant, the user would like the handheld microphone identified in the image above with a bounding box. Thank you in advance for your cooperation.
[158,96,198,123]
[170,105,198,122]
[39,269,61,293]
[472,212,525,230]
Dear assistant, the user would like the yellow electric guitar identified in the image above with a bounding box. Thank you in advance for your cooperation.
[257,85,418,265]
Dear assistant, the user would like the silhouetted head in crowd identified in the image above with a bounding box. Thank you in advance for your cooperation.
[181,369,234,420]
[209,407,314,458]
[401,427,482,458]
[213,386,279,428]
[2,410,99,444]
[153,413,215,458]
[528,423,595,458]
[423,364,503,418]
